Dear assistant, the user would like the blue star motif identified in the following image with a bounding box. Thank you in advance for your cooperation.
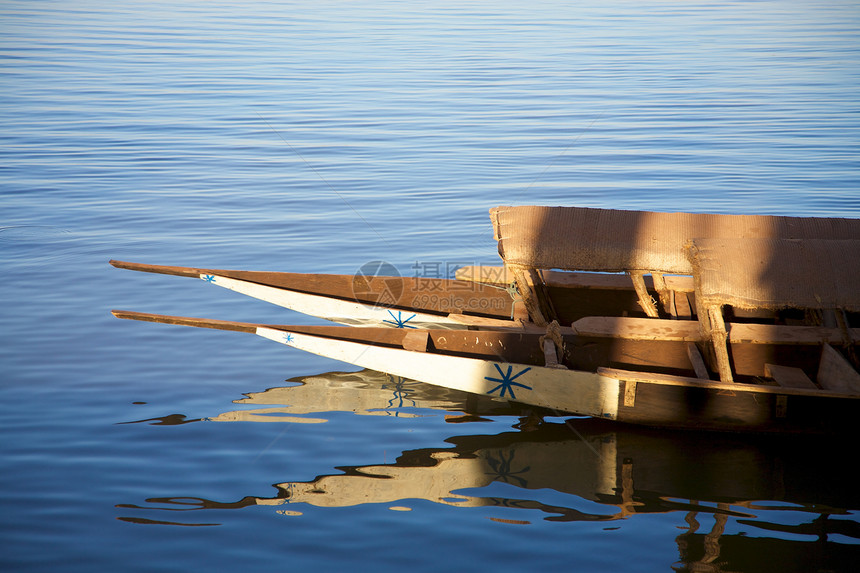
[283,333,294,344]
[383,376,418,410]
[485,449,530,487]
[383,310,417,329]
[485,364,532,400]
[202,274,217,283]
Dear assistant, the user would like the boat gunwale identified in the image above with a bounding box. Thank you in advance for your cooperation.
[598,367,860,399]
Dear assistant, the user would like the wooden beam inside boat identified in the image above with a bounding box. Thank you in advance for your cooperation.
[455,265,695,292]
[817,344,860,393]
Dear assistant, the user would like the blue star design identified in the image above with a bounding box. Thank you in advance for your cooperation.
[383,310,417,329]
[485,364,532,400]
[202,274,217,283]
[485,449,530,487]
[283,333,294,344]
[383,376,418,410]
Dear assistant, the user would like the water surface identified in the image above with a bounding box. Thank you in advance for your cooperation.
[2,1,859,571]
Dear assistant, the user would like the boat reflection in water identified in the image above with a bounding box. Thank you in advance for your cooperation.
[205,368,533,424]
[119,369,860,571]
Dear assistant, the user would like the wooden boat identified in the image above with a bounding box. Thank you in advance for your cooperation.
[111,206,860,433]
[109,259,518,330]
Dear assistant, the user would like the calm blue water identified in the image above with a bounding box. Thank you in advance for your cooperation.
[2,1,860,570]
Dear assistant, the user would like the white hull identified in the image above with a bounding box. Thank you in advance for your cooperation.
[255,326,621,420]
[201,273,468,330]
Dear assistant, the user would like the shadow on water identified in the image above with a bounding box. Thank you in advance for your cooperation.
[115,369,859,572]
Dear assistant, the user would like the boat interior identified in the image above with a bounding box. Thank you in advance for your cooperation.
[453,206,860,390]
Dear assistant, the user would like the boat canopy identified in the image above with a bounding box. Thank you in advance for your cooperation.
[490,206,860,275]
[689,238,860,312]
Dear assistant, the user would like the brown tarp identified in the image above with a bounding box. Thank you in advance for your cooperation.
[491,206,860,274]
[688,238,860,311]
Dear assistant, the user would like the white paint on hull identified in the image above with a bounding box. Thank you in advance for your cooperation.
[255,327,621,420]
[199,274,467,330]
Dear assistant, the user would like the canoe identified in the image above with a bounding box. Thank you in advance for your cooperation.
[111,206,860,433]
[109,259,518,329]
[111,310,860,434]
[108,259,668,328]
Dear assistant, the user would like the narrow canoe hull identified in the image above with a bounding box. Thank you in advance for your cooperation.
[258,326,859,434]
[110,260,518,329]
[109,260,668,328]
[112,310,860,434]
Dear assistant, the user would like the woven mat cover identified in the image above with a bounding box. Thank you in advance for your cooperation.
[689,238,860,311]
[491,206,860,274]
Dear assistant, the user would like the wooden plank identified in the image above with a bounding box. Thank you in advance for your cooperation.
[764,364,818,389]
[623,380,637,407]
[728,323,860,345]
[674,291,694,320]
[598,367,857,397]
[817,344,860,394]
[444,313,523,329]
[402,330,429,352]
[569,335,698,374]
[543,338,563,368]
[572,316,701,341]
[570,316,860,346]
[111,260,515,320]
[686,343,711,379]
[651,272,673,315]
[719,340,822,378]
[708,307,734,383]
[455,265,695,292]
[111,310,259,333]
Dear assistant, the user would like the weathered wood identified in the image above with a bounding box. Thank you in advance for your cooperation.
[111,260,514,321]
[546,283,652,324]
[597,367,854,397]
[543,339,562,368]
[443,313,522,329]
[674,291,694,320]
[572,316,701,341]
[630,271,660,318]
[569,315,860,346]
[111,310,260,333]
[455,265,695,292]
[491,206,860,276]
[115,308,856,381]
[764,364,818,389]
[570,335,701,375]
[728,323,860,345]
[817,344,860,393]
[623,380,637,407]
[508,265,556,327]
[726,342,822,379]
[686,343,710,379]
[402,330,430,352]
[651,272,673,315]
[603,366,860,433]
[708,307,734,383]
